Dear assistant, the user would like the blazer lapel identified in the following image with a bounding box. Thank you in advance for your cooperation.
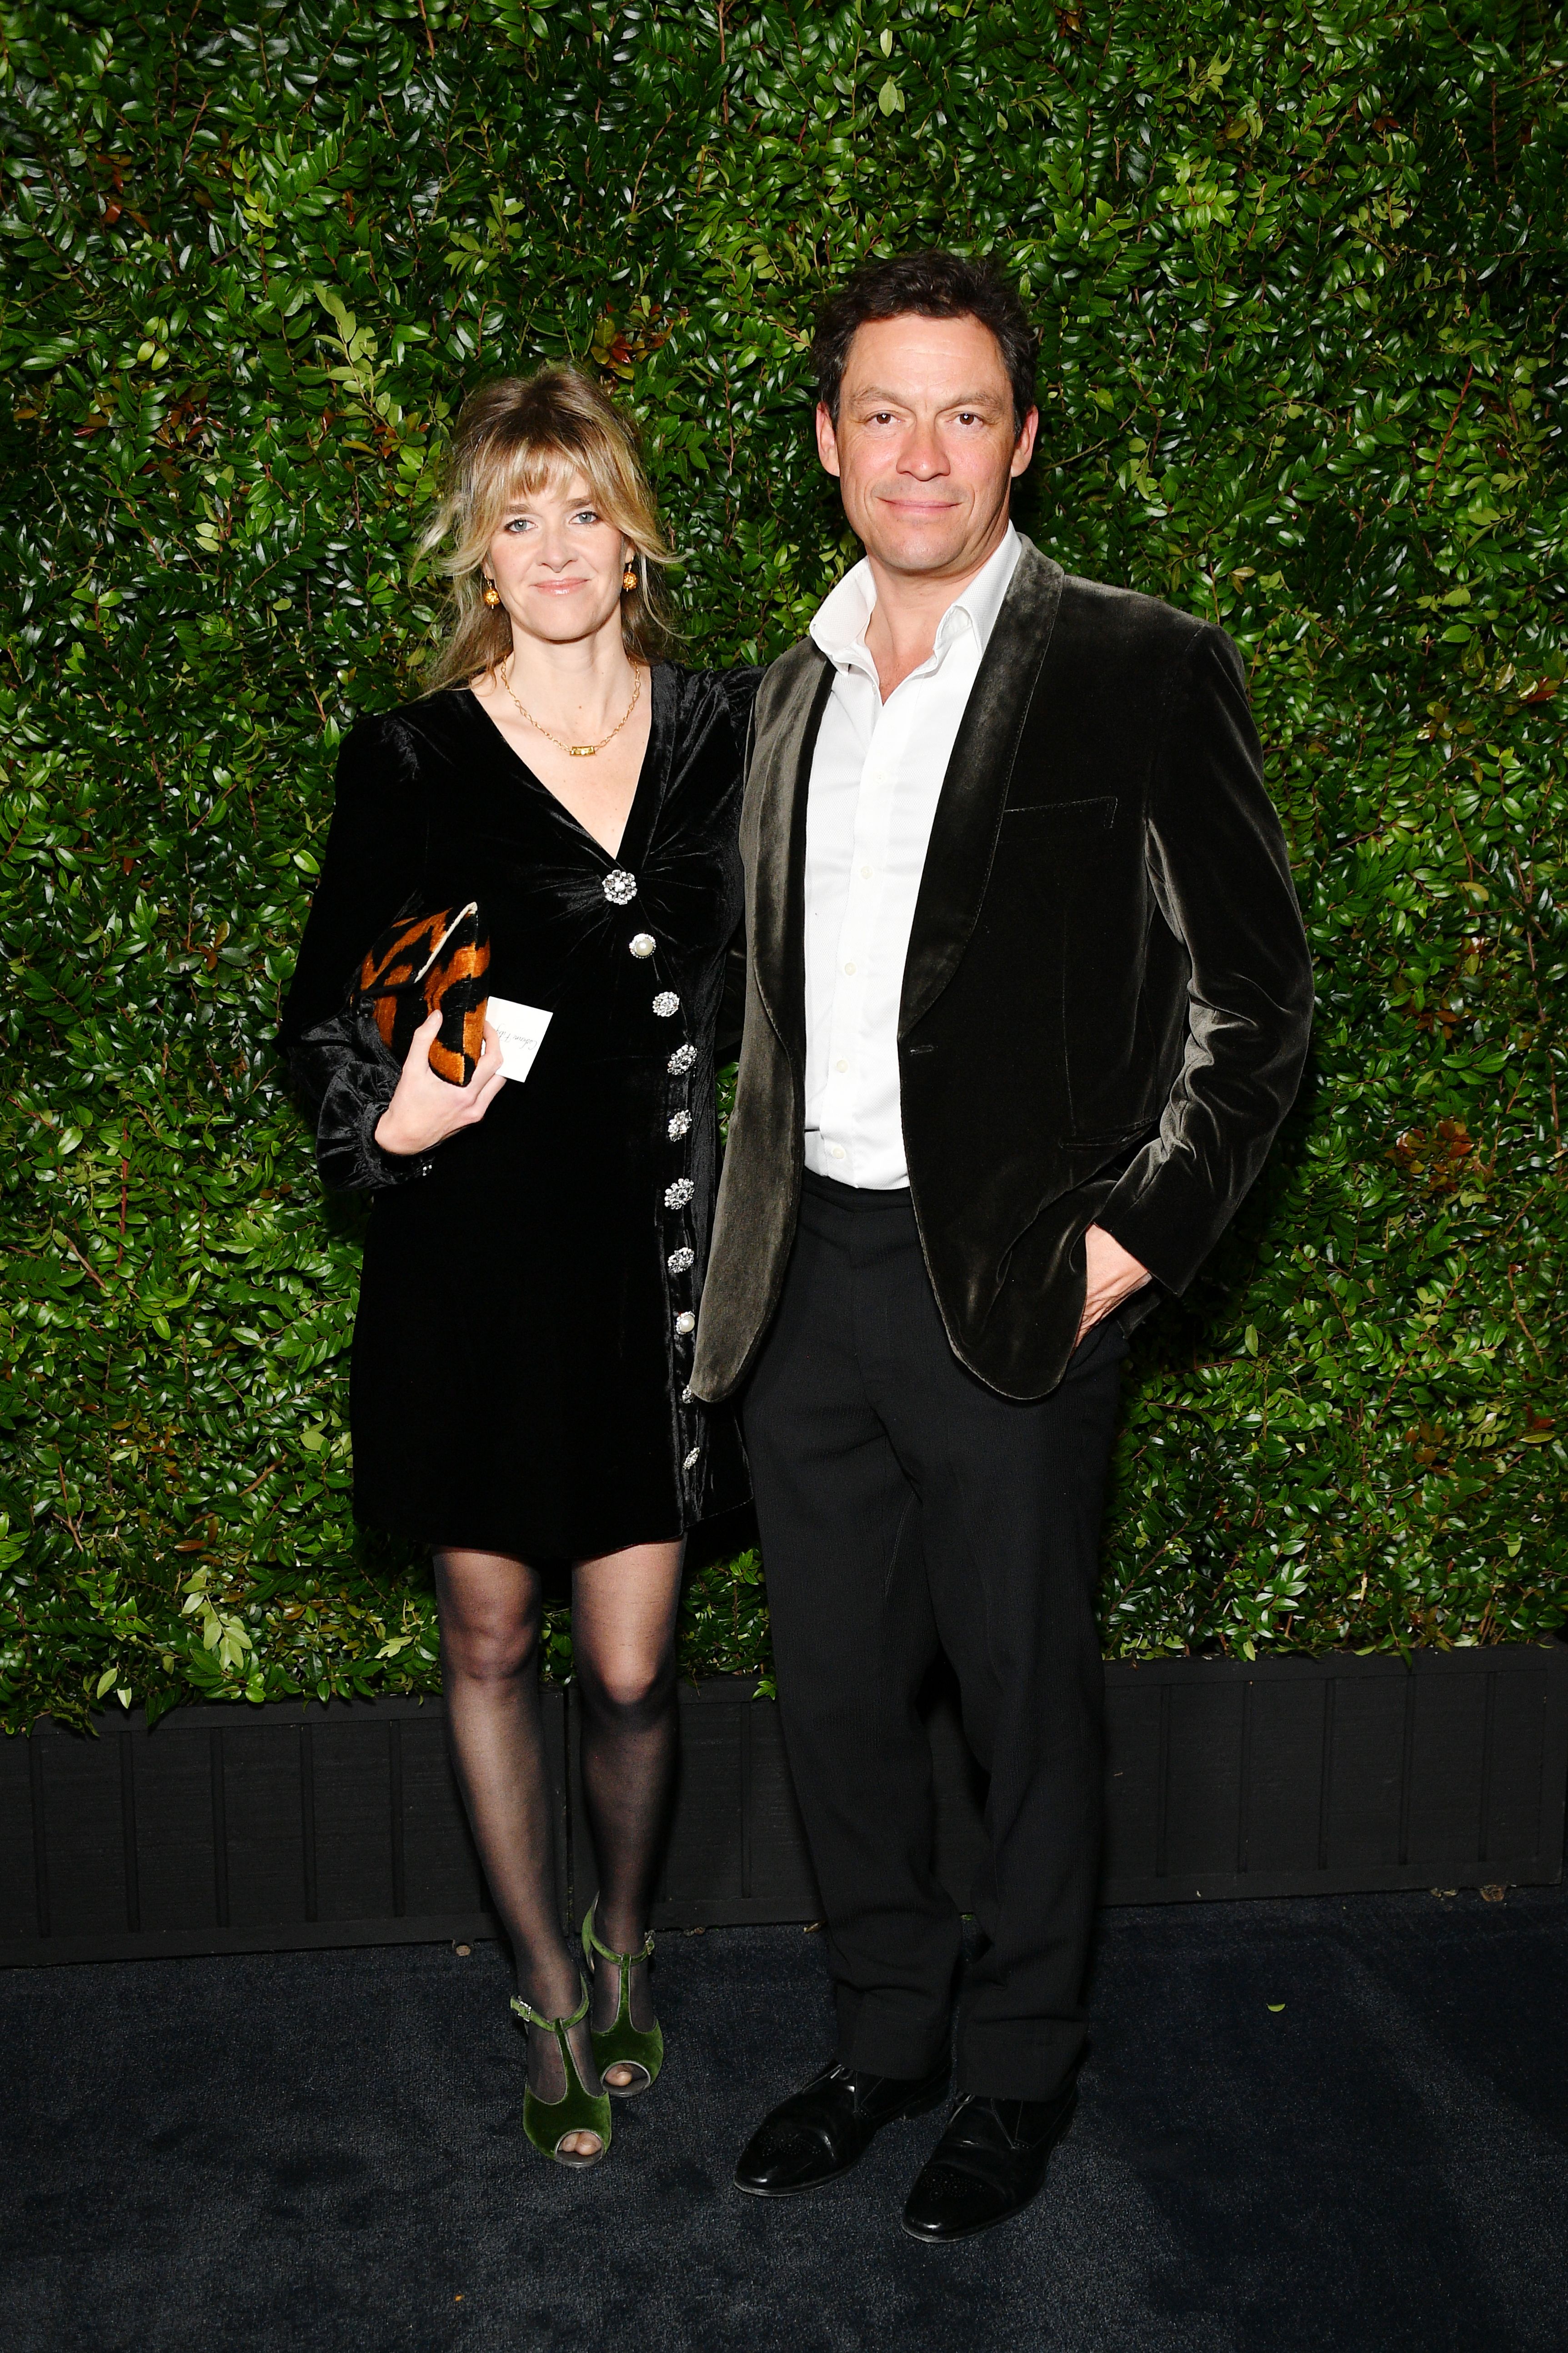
[748,642,832,1073]
[900,539,1064,1036]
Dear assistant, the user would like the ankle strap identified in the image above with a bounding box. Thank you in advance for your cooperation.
[510,1974,591,2034]
[582,1898,655,1969]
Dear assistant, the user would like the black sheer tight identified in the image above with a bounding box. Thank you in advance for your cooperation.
[573,1545,683,2042]
[434,1542,682,2148]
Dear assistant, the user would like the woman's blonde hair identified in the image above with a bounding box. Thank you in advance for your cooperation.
[419,365,673,690]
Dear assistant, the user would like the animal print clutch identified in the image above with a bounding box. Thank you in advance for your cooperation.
[354,901,491,1086]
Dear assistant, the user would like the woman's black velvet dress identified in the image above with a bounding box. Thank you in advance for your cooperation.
[279,664,756,1562]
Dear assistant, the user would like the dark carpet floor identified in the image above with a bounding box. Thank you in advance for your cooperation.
[2,1886,1565,2353]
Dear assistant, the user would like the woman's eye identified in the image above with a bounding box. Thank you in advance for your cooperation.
[571,508,601,526]
[503,517,534,533]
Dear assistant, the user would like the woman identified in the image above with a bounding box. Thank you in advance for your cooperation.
[280,367,755,2168]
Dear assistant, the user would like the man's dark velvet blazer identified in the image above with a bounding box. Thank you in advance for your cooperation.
[691,535,1315,1406]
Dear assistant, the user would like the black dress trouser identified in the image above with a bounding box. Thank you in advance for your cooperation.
[742,1170,1128,2102]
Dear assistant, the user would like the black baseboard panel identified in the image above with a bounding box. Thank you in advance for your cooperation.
[2,1646,1563,1967]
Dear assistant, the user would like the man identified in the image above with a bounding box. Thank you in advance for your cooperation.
[691,251,1313,2242]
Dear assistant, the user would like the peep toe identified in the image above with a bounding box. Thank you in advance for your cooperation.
[583,1900,664,2097]
[510,1976,612,2167]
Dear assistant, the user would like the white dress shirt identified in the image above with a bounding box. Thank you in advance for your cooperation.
[802,524,1022,1189]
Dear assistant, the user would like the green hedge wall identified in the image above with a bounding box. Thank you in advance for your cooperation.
[1,0,1564,1732]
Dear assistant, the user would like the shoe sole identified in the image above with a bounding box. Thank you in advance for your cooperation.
[734,2084,951,2198]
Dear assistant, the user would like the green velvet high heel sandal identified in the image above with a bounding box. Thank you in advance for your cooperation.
[510,1977,612,2167]
[583,1901,664,2097]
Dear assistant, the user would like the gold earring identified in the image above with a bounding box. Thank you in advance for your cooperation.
[621,559,638,595]
[482,581,501,609]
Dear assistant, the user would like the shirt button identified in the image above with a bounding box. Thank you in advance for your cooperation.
[861,865,872,879]
[829,1145,846,1162]
[836,1059,848,1073]
[843,962,856,976]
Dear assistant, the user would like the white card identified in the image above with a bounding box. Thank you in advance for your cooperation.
[486,993,554,1083]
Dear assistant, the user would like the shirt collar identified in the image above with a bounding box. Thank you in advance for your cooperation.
[809,522,1021,676]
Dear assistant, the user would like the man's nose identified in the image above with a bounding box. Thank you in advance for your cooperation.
[899,421,947,477]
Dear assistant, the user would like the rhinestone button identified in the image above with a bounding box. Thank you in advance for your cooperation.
[681,1383,694,1403]
[652,991,680,1018]
[675,1310,696,1335]
[664,1178,694,1209]
[668,1247,695,1274]
[629,932,656,958]
[667,1044,696,1074]
[667,1112,691,1140]
[682,1447,701,1471]
[603,869,637,905]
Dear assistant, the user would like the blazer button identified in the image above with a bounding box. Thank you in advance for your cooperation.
[629,933,656,958]
[603,869,637,905]
[675,1311,696,1335]
[652,992,680,1018]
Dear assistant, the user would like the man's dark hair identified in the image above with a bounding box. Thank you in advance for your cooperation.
[811,250,1037,436]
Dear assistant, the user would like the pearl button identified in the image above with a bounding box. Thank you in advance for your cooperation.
[829,1145,846,1161]
[675,1311,696,1335]
[629,932,656,958]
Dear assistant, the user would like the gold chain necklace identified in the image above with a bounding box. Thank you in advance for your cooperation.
[500,658,642,758]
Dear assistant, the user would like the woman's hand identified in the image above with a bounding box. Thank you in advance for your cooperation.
[374,1008,507,1157]
[1076,1223,1150,1345]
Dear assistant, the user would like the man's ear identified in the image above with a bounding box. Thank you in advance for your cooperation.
[815,401,842,479]
[1009,406,1041,479]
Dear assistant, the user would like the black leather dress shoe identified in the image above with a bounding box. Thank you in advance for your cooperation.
[734,2060,952,2197]
[902,2088,1077,2242]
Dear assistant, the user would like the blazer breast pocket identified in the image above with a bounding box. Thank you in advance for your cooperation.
[1001,793,1118,829]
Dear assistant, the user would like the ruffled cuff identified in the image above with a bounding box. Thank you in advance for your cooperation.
[289,1008,434,1194]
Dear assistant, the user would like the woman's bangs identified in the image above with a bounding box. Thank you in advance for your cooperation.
[476,430,629,537]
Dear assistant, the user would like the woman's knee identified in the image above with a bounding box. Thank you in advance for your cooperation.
[434,1552,541,1681]
[577,1646,675,1719]
[446,1620,538,1684]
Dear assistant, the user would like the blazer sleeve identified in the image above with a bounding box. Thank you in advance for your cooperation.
[277,715,436,1194]
[1094,626,1314,1292]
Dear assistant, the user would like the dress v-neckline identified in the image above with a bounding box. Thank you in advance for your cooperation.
[461,665,668,867]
